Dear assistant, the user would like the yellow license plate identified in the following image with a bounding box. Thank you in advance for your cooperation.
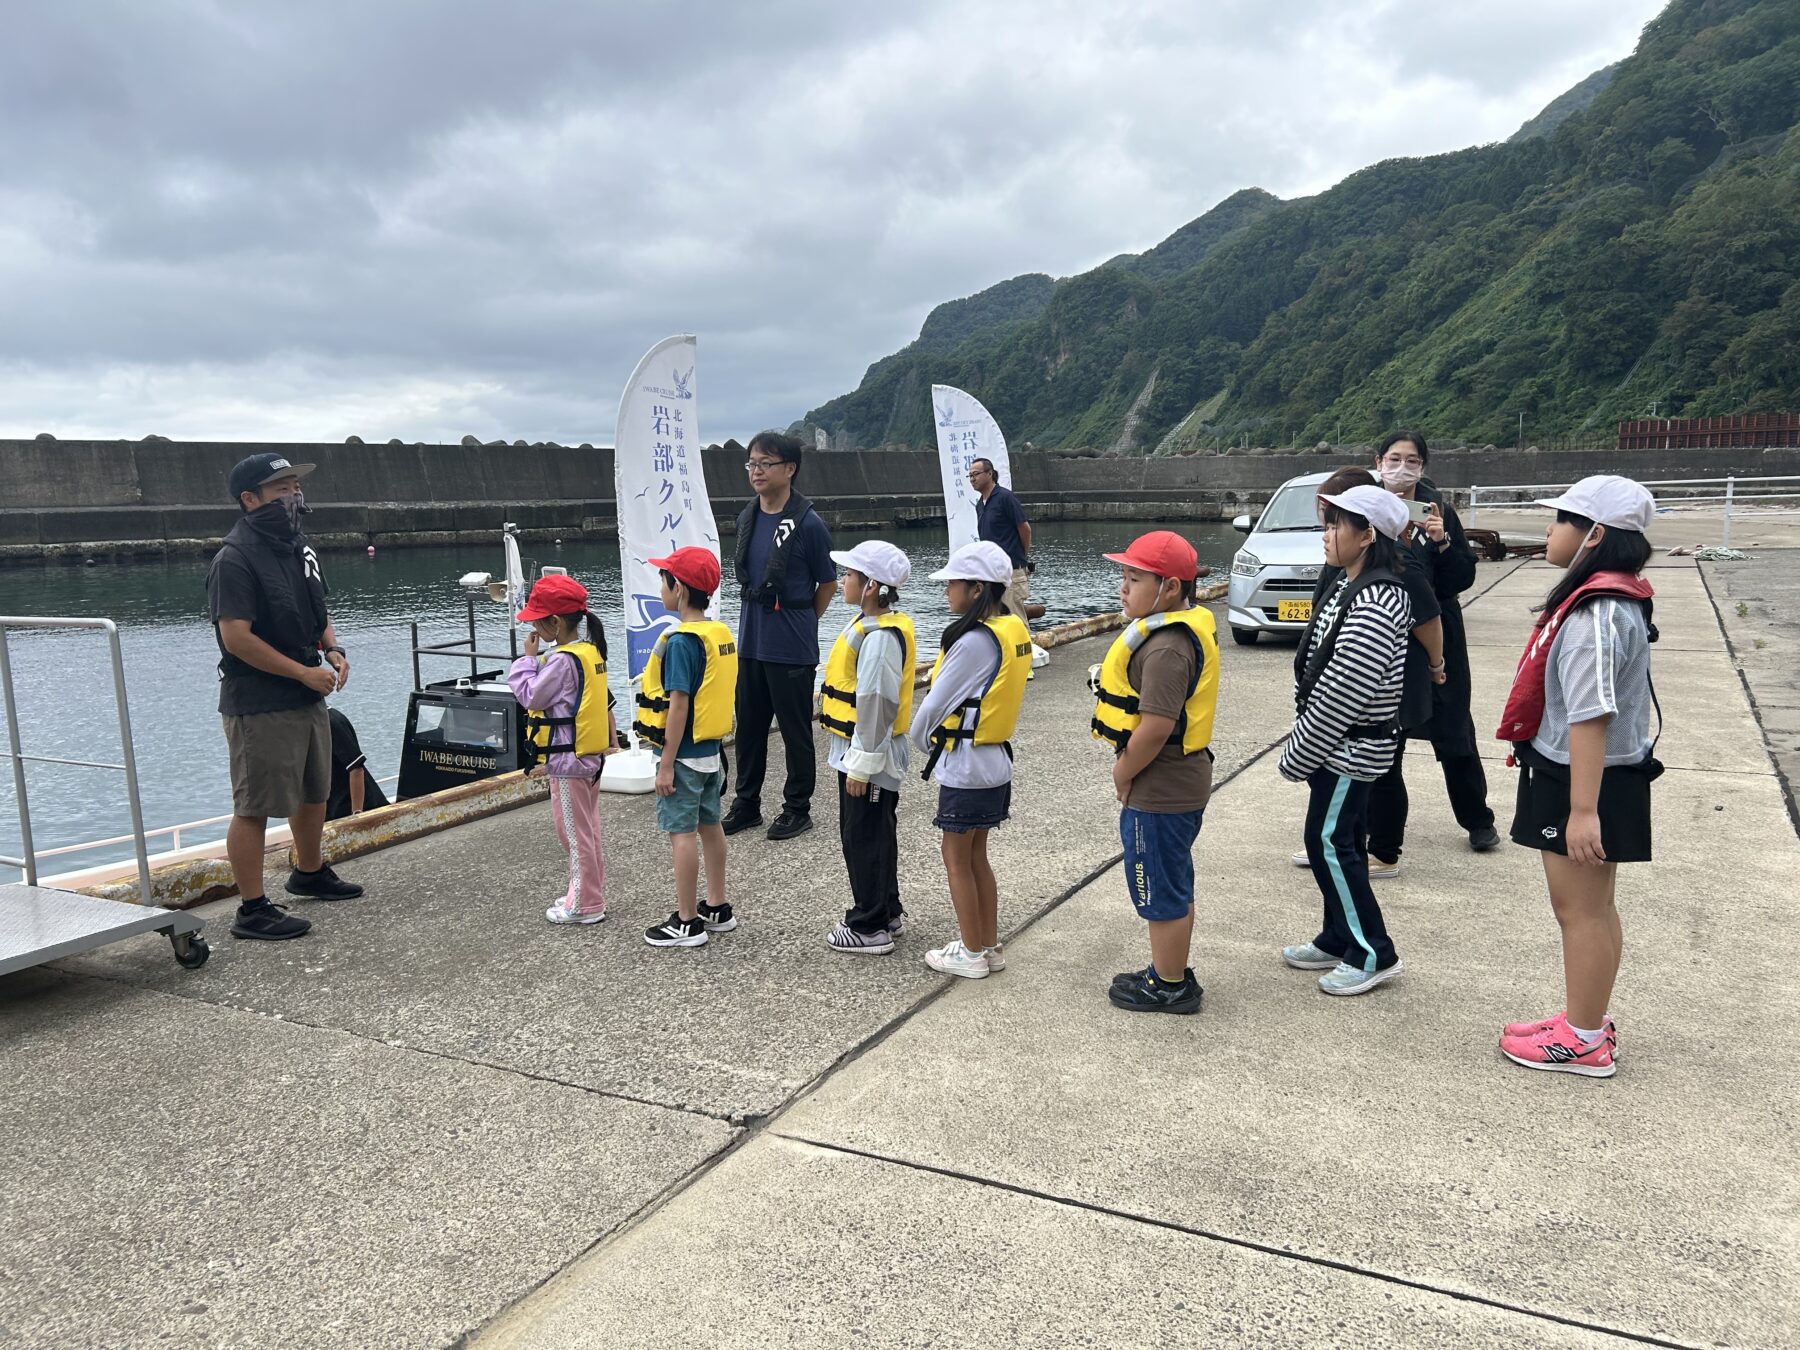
[1278,599,1313,622]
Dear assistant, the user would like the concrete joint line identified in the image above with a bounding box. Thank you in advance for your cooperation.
[770,1132,1704,1350]
[49,964,741,1126]
[1697,563,1800,842]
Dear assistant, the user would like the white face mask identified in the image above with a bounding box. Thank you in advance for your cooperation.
[1377,463,1423,489]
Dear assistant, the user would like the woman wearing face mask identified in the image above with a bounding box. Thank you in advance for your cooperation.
[1365,431,1498,870]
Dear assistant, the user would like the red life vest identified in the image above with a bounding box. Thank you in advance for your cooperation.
[1495,571,1654,744]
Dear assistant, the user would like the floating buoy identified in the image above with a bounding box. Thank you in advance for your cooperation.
[366,545,376,556]
[554,538,563,546]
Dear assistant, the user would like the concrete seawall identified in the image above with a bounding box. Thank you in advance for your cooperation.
[6,436,1799,562]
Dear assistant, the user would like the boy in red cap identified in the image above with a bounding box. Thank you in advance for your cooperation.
[1090,530,1219,1014]
[633,547,741,948]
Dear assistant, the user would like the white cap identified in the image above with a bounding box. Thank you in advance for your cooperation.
[1319,484,1408,540]
[929,540,1015,584]
[829,540,912,587]
[1534,475,1656,532]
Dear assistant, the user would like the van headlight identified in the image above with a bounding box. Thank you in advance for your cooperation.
[1231,550,1262,578]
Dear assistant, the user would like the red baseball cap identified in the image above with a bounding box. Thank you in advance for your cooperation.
[1103,530,1198,582]
[649,545,721,595]
[516,573,590,622]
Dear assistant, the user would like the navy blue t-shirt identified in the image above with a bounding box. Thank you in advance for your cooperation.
[976,485,1029,568]
[738,506,835,665]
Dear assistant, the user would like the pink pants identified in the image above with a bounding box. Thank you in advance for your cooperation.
[549,776,606,915]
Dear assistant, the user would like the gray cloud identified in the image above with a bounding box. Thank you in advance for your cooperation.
[0,0,1665,444]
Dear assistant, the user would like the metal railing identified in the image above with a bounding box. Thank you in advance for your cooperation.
[1466,474,1800,548]
[0,617,152,903]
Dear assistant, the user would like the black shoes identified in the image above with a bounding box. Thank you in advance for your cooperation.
[1469,825,1502,852]
[1109,968,1203,1015]
[285,864,364,901]
[767,810,813,841]
[645,912,708,948]
[230,899,312,941]
[720,804,764,836]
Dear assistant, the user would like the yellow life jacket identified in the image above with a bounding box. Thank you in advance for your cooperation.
[524,640,612,763]
[925,612,1032,753]
[633,620,738,748]
[1090,608,1219,755]
[820,612,917,741]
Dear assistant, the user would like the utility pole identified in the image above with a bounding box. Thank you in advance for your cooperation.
[1517,411,1525,446]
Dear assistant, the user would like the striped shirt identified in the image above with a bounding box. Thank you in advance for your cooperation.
[1279,575,1411,782]
[1531,596,1654,767]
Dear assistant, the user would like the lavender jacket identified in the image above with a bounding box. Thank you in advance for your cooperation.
[507,650,611,779]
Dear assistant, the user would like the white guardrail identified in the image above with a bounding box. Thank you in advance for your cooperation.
[1467,474,1800,548]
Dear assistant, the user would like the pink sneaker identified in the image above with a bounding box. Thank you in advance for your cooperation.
[1499,1013,1616,1078]
[1502,1010,1619,1058]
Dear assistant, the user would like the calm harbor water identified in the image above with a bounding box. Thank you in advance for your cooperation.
[1,519,1244,874]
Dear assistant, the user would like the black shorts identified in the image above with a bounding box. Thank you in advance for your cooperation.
[1508,743,1659,864]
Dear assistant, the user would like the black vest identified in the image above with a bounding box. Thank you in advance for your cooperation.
[735,490,816,609]
[211,515,329,716]
[1293,567,1404,740]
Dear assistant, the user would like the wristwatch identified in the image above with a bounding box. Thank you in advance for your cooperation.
[324,645,347,658]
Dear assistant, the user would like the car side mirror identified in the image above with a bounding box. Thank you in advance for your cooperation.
[1231,514,1253,534]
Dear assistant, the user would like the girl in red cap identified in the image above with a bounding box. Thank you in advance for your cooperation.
[508,574,618,924]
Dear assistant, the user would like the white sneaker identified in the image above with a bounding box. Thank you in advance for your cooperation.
[1290,850,1311,868]
[925,939,990,980]
[1368,857,1400,879]
[983,944,1006,972]
[546,905,605,925]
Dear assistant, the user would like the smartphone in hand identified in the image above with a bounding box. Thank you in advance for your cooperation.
[1405,498,1434,525]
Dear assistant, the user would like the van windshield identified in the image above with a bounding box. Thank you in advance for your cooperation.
[1256,483,1326,533]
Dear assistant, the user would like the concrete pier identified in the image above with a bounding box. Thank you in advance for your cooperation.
[2,552,1796,1347]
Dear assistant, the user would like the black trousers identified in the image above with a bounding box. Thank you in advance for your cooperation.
[731,657,817,816]
[839,771,903,932]
[1304,769,1398,973]
[1366,736,1494,862]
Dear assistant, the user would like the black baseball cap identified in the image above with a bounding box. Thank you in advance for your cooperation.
[228,453,315,501]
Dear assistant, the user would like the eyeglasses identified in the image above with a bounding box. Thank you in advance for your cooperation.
[745,458,788,472]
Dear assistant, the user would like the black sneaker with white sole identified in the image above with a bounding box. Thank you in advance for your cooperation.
[231,899,312,941]
[645,912,708,948]
[285,864,364,901]
[699,901,737,932]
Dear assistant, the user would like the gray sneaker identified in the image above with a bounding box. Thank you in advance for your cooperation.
[1281,942,1338,970]
[826,922,895,955]
[1319,960,1404,996]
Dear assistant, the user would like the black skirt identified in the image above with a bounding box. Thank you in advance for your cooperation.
[1508,742,1660,864]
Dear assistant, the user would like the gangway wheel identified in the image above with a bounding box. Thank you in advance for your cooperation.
[169,932,211,969]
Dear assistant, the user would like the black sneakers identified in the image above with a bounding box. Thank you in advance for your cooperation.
[1469,825,1502,852]
[645,912,708,948]
[1108,968,1203,1015]
[284,864,364,901]
[230,899,313,941]
[767,810,813,841]
[720,804,763,836]
[699,901,738,932]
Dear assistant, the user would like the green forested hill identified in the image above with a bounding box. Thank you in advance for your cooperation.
[801,0,1800,451]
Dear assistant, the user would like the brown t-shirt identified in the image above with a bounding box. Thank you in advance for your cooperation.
[1123,626,1214,813]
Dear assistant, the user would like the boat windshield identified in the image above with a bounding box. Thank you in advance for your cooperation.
[1255,483,1327,533]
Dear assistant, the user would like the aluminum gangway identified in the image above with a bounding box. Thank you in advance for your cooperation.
[0,617,208,976]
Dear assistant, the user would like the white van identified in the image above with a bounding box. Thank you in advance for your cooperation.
[1226,470,1329,645]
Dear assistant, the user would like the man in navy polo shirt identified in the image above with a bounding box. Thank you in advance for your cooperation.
[970,457,1033,619]
[724,432,837,840]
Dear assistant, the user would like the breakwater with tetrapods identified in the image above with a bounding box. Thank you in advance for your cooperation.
[8,436,1800,564]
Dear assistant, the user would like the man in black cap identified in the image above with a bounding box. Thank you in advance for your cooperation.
[208,453,363,940]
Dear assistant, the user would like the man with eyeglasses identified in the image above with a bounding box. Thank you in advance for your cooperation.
[724,431,837,840]
[969,457,1033,619]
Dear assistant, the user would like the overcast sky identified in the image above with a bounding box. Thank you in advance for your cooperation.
[0,0,1667,446]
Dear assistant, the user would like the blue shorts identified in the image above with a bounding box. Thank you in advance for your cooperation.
[933,782,1011,833]
[656,761,725,834]
[1120,806,1203,921]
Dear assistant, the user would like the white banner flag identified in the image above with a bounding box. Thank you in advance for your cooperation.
[615,334,720,680]
[931,384,1012,551]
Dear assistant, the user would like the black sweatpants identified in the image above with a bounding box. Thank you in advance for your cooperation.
[839,771,903,933]
[1366,736,1494,862]
[731,656,818,816]
[1304,768,1399,974]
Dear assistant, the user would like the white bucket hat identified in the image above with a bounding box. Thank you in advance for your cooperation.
[829,540,912,588]
[1534,476,1656,532]
[929,540,1015,584]
[1319,484,1408,540]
